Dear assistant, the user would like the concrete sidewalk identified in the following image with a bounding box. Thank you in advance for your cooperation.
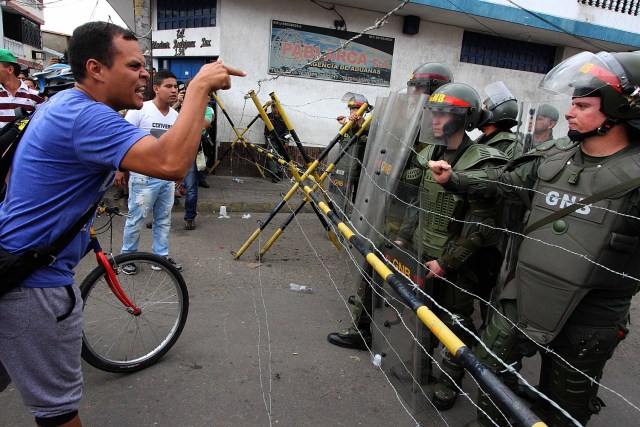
[105,175,315,213]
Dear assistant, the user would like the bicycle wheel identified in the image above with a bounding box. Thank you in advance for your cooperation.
[80,252,189,373]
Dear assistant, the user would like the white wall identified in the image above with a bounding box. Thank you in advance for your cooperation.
[212,0,575,146]
[485,0,638,32]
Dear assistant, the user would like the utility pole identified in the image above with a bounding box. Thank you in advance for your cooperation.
[133,0,152,71]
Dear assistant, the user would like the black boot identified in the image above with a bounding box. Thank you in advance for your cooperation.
[327,327,371,351]
[432,353,465,411]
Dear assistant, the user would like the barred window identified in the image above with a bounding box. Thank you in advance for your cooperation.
[157,0,216,30]
[460,31,556,74]
[22,18,42,49]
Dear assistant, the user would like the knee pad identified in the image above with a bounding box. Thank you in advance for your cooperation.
[542,353,607,426]
[474,310,517,371]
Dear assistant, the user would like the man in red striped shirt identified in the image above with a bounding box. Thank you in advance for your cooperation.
[0,49,44,128]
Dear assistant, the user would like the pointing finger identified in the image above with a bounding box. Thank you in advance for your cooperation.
[223,65,247,77]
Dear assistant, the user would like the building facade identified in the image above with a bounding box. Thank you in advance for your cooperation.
[0,0,48,71]
[106,0,639,152]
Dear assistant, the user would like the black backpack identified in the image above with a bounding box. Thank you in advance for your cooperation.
[0,109,32,197]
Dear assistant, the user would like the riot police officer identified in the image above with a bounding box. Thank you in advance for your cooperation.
[395,83,509,411]
[533,103,559,146]
[327,64,453,351]
[477,81,522,159]
[429,51,640,426]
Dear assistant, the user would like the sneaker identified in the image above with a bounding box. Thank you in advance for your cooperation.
[121,263,137,275]
[152,256,183,272]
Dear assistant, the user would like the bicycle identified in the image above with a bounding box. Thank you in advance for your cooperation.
[79,204,189,373]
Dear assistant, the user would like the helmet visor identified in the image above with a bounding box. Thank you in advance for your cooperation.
[407,84,428,96]
[419,106,469,146]
[341,91,356,103]
[484,81,516,110]
[540,51,625,98]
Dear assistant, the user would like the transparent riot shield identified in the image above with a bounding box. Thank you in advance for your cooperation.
[515,94,571,154]
[328,142,362,220]
[369,180,433,416]
[328,93,373,220]
[349,91,427,243]
[339,92,426,320]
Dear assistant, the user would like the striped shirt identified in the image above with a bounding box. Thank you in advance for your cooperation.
[0,82,44,128]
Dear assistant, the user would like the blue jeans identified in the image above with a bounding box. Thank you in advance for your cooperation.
[121,173,174,256]
[184,162,198,221]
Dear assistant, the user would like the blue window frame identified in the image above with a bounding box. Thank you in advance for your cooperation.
[157,0,216,30]
[460,31,556,74]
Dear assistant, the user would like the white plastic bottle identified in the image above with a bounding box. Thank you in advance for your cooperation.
[289,283,314,293]
[372,354,382,367]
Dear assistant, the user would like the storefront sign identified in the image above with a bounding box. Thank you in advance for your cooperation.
[152,28,216,56]
[269,20,394,87]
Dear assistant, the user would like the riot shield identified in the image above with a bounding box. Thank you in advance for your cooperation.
[369,180,434,416]
[328,144,361,219]
[349,91,427,244]
[340,92,426,327]
[328,93,372,220]
[515,94,571,153]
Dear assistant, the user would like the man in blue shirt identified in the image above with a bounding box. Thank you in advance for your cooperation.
[0,22,244,427]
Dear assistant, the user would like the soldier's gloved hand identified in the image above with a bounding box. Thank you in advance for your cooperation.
[425,259,446,279]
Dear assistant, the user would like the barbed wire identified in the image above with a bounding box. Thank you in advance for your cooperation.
[221,98,640,425]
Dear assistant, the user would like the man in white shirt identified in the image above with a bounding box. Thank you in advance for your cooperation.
[119,69,182,272]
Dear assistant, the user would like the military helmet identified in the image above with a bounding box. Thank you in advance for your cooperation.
[540,51,640,122]
[482,81,518,128]
[347,93,368,109]
[537,103,560,122]
[428,82,491,131]
[483,98,518,128]
[407,62,453,95]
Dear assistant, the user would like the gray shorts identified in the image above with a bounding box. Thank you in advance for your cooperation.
[0,285,83,419]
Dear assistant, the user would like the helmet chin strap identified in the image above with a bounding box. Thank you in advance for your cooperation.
[567,118,618,142]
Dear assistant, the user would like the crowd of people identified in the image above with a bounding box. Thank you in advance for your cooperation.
[0,17,639,427]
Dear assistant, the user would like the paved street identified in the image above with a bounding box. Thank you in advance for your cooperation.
[1,178,639,426]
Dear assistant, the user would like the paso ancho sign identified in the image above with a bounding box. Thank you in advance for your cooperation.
[268,20,394,87]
